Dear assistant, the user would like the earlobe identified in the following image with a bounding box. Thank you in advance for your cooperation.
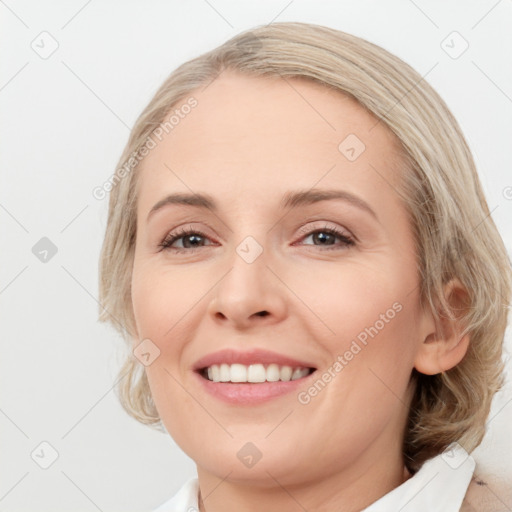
[413,278,471,376]
[414,331,470,375]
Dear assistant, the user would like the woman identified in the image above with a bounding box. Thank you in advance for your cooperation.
[98,22,511,511]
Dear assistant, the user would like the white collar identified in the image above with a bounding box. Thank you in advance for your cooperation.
[153,444,474,512]
[362,443,475,511]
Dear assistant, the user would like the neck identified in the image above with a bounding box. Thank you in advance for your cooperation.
[197,441,410,512]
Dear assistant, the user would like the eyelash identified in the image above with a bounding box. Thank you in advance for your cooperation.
[158,224,355,254]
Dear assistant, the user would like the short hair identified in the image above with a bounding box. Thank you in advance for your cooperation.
[98,21,511,473]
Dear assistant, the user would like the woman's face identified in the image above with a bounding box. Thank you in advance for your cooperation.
[131,72,434,486]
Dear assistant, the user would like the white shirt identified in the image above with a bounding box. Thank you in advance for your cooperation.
[153,444,475,512]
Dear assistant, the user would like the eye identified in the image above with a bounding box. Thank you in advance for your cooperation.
[158,225,216,253]
[294,224,355,251]
[158,223,356,254]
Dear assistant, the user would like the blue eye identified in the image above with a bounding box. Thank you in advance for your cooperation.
[158,226,213,253]
[158,225,355,253]
[298,227,355,250]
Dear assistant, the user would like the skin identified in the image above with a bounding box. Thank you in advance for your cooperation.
[130,72,470,512]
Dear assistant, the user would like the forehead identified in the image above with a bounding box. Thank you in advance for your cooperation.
[136,71,404,212]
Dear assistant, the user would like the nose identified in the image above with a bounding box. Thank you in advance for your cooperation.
[207,243,288,330]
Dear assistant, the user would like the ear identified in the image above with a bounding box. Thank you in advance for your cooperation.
[414,278,471,375]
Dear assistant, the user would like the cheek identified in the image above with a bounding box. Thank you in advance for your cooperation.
[303,261,420,390]
[131,262,203,344]
[131,264,202,441]
[144,362,207,457]
[302,261,412,337]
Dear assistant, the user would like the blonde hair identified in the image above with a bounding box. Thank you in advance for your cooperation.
[98,22,511,472]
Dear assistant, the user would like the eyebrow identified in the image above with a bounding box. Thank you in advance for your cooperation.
[147,188,378,221]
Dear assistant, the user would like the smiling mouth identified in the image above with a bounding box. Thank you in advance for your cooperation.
[199,363,316,383]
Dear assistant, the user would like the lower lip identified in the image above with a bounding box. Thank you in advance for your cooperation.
[194,371,316,405]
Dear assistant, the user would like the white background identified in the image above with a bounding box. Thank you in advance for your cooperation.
[1,1,511,511]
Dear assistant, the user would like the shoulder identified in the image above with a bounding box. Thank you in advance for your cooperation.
[460,473,512,512]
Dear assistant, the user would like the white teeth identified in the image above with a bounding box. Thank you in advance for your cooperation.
[230,364,247,382]
[219,363,230,382]
[266,363,280,382]
[203,363,311,383]
[280,365,293,381]
[247,364,266,382]
[291,368,305,380]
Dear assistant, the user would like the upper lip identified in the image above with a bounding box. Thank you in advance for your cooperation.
[192,348,317,371]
